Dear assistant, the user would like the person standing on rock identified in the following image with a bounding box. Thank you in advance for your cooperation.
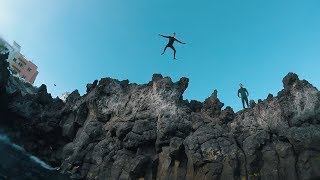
[159,32,186,60]
[238,83,249,109]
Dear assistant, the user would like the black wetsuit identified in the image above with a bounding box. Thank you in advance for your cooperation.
[238,87,249,109]
[160,35,185,59]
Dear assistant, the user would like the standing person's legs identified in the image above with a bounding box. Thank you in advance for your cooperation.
[169,46,176,59]
[241,98,245,109]
[244,96,249,108]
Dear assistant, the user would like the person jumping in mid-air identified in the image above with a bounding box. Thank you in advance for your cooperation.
[238,83,250,109]
[159,32,186,59]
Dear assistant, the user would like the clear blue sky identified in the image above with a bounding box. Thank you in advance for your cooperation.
[1,0,320,111]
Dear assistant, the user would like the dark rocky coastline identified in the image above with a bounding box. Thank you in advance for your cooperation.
[0,54,319,180]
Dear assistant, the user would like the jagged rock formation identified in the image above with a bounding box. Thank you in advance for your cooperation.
[0,54,319,180]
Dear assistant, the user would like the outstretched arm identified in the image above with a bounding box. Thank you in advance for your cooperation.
[174,38,186,44]
[159,34,170,38]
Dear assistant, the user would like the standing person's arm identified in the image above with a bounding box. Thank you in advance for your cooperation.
[245,88,249,97]
[159,34,170,38]
[174,38,186,44]
[238,90,241,98]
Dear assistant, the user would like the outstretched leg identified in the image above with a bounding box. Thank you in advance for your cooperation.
[162,45,168,55]
[169,46,176,59]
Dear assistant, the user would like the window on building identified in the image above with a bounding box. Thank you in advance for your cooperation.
[11,66,20,74]
[22,75,26,79]
[13,58,17,62]
[18,62,24,68]
[27,67,32,72]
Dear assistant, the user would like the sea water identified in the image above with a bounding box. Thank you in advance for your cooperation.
[0,132,56,170]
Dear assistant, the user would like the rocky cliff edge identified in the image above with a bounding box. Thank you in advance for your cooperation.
[0,55,319,180]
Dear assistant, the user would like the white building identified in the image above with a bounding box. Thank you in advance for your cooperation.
[0,37,39,84]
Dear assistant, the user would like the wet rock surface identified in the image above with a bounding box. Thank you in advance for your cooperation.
[0,55,319,179]
[0,134,70,180]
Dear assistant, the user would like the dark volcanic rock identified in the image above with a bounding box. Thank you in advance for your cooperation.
[0,56,319,180]
[86,80,98,93]
[0,53,10,114]
[0,134,70,180]
[201,90,224,118]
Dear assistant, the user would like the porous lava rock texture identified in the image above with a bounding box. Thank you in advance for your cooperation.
[0,54,319,180]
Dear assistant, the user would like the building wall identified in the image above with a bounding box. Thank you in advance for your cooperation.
[10,54,39,84]
[1,38,39,85]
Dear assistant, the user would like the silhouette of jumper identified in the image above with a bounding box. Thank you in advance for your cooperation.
[238,83,249,109]
[159,33,186,59]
